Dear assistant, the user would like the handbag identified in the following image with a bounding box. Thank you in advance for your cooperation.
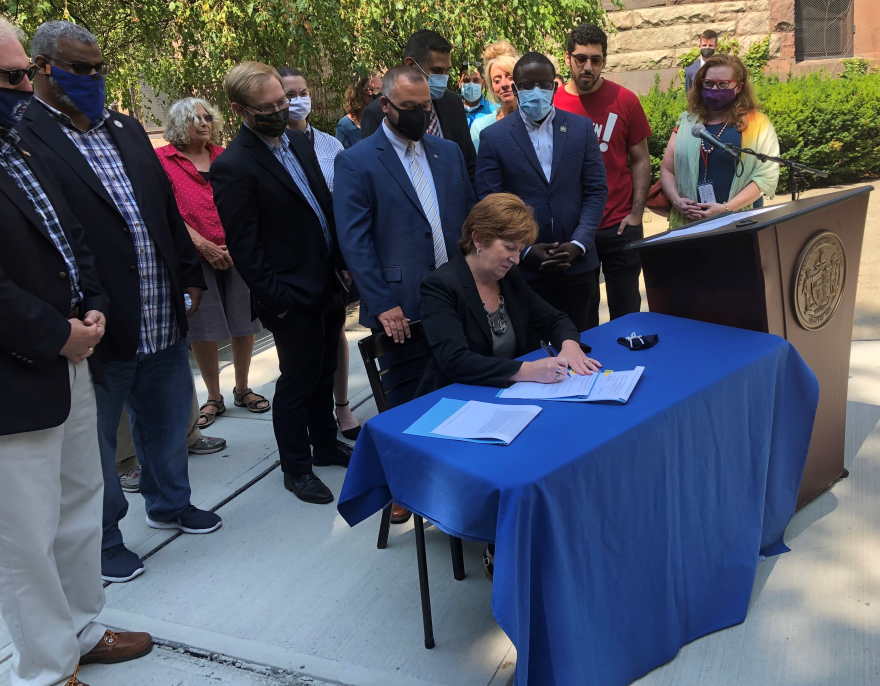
[646,179,671,217]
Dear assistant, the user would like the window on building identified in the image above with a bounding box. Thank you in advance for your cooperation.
[795,0,856,60]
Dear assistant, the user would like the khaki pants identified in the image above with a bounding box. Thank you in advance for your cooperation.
[115,376,202,473]
[0,362,107,686]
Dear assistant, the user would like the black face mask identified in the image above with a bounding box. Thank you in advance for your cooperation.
[700,48,716,60]
[250,107,289,137]
[370,92,380,101]
[387,100,428,142]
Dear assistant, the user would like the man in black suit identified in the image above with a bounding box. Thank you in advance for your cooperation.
[360,30,477,186]
[17,20,221,586]
[212,61,352,505]
[0,18,153,686]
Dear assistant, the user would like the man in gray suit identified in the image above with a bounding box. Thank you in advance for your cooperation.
[684,29,718,93]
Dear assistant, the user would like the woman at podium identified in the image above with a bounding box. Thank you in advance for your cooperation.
[659,53,780,229]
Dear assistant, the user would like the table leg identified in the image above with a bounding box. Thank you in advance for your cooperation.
[413,515,435,649]
[450,536,465,581]
[377,504,393,549]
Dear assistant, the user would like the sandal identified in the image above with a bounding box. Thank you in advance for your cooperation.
[198,397,225,429]
[335,401,361,440]
[233,387,271,413]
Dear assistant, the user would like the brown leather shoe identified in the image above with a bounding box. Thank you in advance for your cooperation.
[390,504,412,524]
[65,666,89,685]
[80,629,153,665]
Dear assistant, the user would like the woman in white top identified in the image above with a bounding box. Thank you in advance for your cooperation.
[471,41,520,152]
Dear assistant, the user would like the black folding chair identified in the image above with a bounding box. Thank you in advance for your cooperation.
[358,321,465,649]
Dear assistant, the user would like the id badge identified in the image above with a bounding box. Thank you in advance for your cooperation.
[697,182,717,204]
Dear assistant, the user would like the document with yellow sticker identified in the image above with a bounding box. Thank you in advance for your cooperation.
[498,367,644,404]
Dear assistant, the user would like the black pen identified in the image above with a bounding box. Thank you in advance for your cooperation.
[540,341,572,376]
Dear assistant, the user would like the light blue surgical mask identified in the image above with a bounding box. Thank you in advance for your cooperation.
[461,82,482,103]
[414,61,449,100]
[517,86,554,122]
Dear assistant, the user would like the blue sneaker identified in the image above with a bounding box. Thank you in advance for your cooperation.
[146,505,222,534]
[101,544,144,583]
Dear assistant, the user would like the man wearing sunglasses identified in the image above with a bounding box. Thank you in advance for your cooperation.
[0,18,156,686]
[555,23,652,329]
[17,20,221,587]
[476,52,607,334]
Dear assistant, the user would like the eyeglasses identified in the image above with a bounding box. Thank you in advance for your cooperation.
[285,88,311,99]
[42,56,110,76]
[570,54,605,67]
[194,113,214,123]
[700,79,739,90]
[515,81,555,92]
[243,97,292,114]
[0,64,37,86]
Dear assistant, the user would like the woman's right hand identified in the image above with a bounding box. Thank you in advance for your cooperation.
[673,196,701,219]
[200,241,233,270]
[513,357,569,384]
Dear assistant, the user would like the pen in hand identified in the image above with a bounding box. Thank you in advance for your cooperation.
[540,341,572,376]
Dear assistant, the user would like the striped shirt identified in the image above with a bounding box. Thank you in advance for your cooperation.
[305,124,343,193]
[0,128,82,308]
[39,100,178,354]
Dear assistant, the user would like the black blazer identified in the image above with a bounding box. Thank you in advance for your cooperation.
[211,125,344,317]
[0,136,109,435]
[17,104,206,363]
[361,89,477,188]
[415,252,580,397]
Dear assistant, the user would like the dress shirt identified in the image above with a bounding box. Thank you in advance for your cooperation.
[382,119,440,216]
[304,124,344,193]
[518,108,585,256]
[0,127,83,309]
[38,100,178,354]
[251,126,332,249]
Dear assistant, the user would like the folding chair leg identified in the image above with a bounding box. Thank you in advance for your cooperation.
[450,536,465,581]
[377,504,393,549]
[413,515,435,649]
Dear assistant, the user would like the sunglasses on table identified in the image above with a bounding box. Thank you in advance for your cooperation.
[42,56,110,76]
[570,54,606,67]
[515,81,555,92]
[0,64,38,86]
[700,79,739,90]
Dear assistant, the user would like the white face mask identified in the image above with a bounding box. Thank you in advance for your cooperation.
[289,95,312,121]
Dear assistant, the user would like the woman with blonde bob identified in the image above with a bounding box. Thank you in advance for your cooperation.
[156,97,268,426]
[660,53,780,228]
[470,41,520,152]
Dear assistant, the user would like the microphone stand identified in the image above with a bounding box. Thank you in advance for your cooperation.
[723,143,829,201]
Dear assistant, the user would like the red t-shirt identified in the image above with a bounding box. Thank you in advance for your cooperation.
[554,79,652,229]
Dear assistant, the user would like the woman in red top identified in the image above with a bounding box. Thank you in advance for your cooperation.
[156,98,269,427]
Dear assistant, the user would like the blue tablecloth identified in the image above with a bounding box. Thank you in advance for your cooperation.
[338,312,819,686]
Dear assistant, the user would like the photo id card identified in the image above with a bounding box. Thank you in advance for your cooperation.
[697,182,717,204]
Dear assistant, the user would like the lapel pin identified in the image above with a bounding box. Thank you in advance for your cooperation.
[434,154,438,158]
[20,149,30,156]
[560,126,567,133]
[114,120,123,128]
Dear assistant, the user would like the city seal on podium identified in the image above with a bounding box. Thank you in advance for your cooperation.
[792,231,846,331]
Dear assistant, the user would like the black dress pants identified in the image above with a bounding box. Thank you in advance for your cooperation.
[528,268,598,334]
[587,223,644,330]
[260,297,345,476]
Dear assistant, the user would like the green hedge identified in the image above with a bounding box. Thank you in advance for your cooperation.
[639,71,880,194]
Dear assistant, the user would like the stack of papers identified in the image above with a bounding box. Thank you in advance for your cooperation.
[403,398,541,446]
[497,367,644,404]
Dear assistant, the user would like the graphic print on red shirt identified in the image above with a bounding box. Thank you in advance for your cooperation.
[554,79,652,229]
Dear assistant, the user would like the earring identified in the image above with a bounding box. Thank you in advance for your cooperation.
[476,247,481,255]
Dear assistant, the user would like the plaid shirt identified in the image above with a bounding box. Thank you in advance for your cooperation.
[0,128,82,308]
[39,101,178,354]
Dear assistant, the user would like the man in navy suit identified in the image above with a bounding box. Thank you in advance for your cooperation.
[476,52,607,332]
[684,29,718,93]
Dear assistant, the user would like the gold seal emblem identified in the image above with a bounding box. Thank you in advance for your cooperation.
[792,231,846,331]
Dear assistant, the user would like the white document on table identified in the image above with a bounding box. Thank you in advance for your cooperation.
[643,205,784,244]
[430,400,541,445]
[498,367,644,404]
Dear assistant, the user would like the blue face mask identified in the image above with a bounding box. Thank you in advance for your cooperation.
[414,61,449,100]
[517,86,555,122]
[50,66,106,124]
[0,87,32,130]
[461,82,482,103]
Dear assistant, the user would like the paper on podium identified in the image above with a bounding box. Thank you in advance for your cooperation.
[403,398,541,445]
[643,205,784,244]
[498,367,645,404]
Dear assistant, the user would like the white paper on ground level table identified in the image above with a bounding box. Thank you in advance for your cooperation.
[431,400,542,444]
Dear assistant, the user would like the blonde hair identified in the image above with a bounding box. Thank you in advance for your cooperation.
[164,98,223,147]
[458,193,538,254]
[224,62,282,106]
[482,40,519,105]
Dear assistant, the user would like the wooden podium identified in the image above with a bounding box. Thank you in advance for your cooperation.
[626,186,873,507]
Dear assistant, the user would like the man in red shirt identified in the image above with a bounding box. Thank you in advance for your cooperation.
[554,24,652,328]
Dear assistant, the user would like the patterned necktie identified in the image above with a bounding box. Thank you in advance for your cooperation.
[426,109,440,137]
[405,142,447,268]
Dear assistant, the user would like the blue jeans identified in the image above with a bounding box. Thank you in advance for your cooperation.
[95,338,193,551]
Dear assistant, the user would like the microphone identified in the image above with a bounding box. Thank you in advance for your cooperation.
[691,124,740,159]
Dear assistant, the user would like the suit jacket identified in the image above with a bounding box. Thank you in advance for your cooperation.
[360,90,477,187]
[0,135,109,435]
[415,252,580,396]
[17,104,205,363]
[476,108,608,278]
[333,125,476,329]
[684,61,701,94]
[211,125,343,318]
